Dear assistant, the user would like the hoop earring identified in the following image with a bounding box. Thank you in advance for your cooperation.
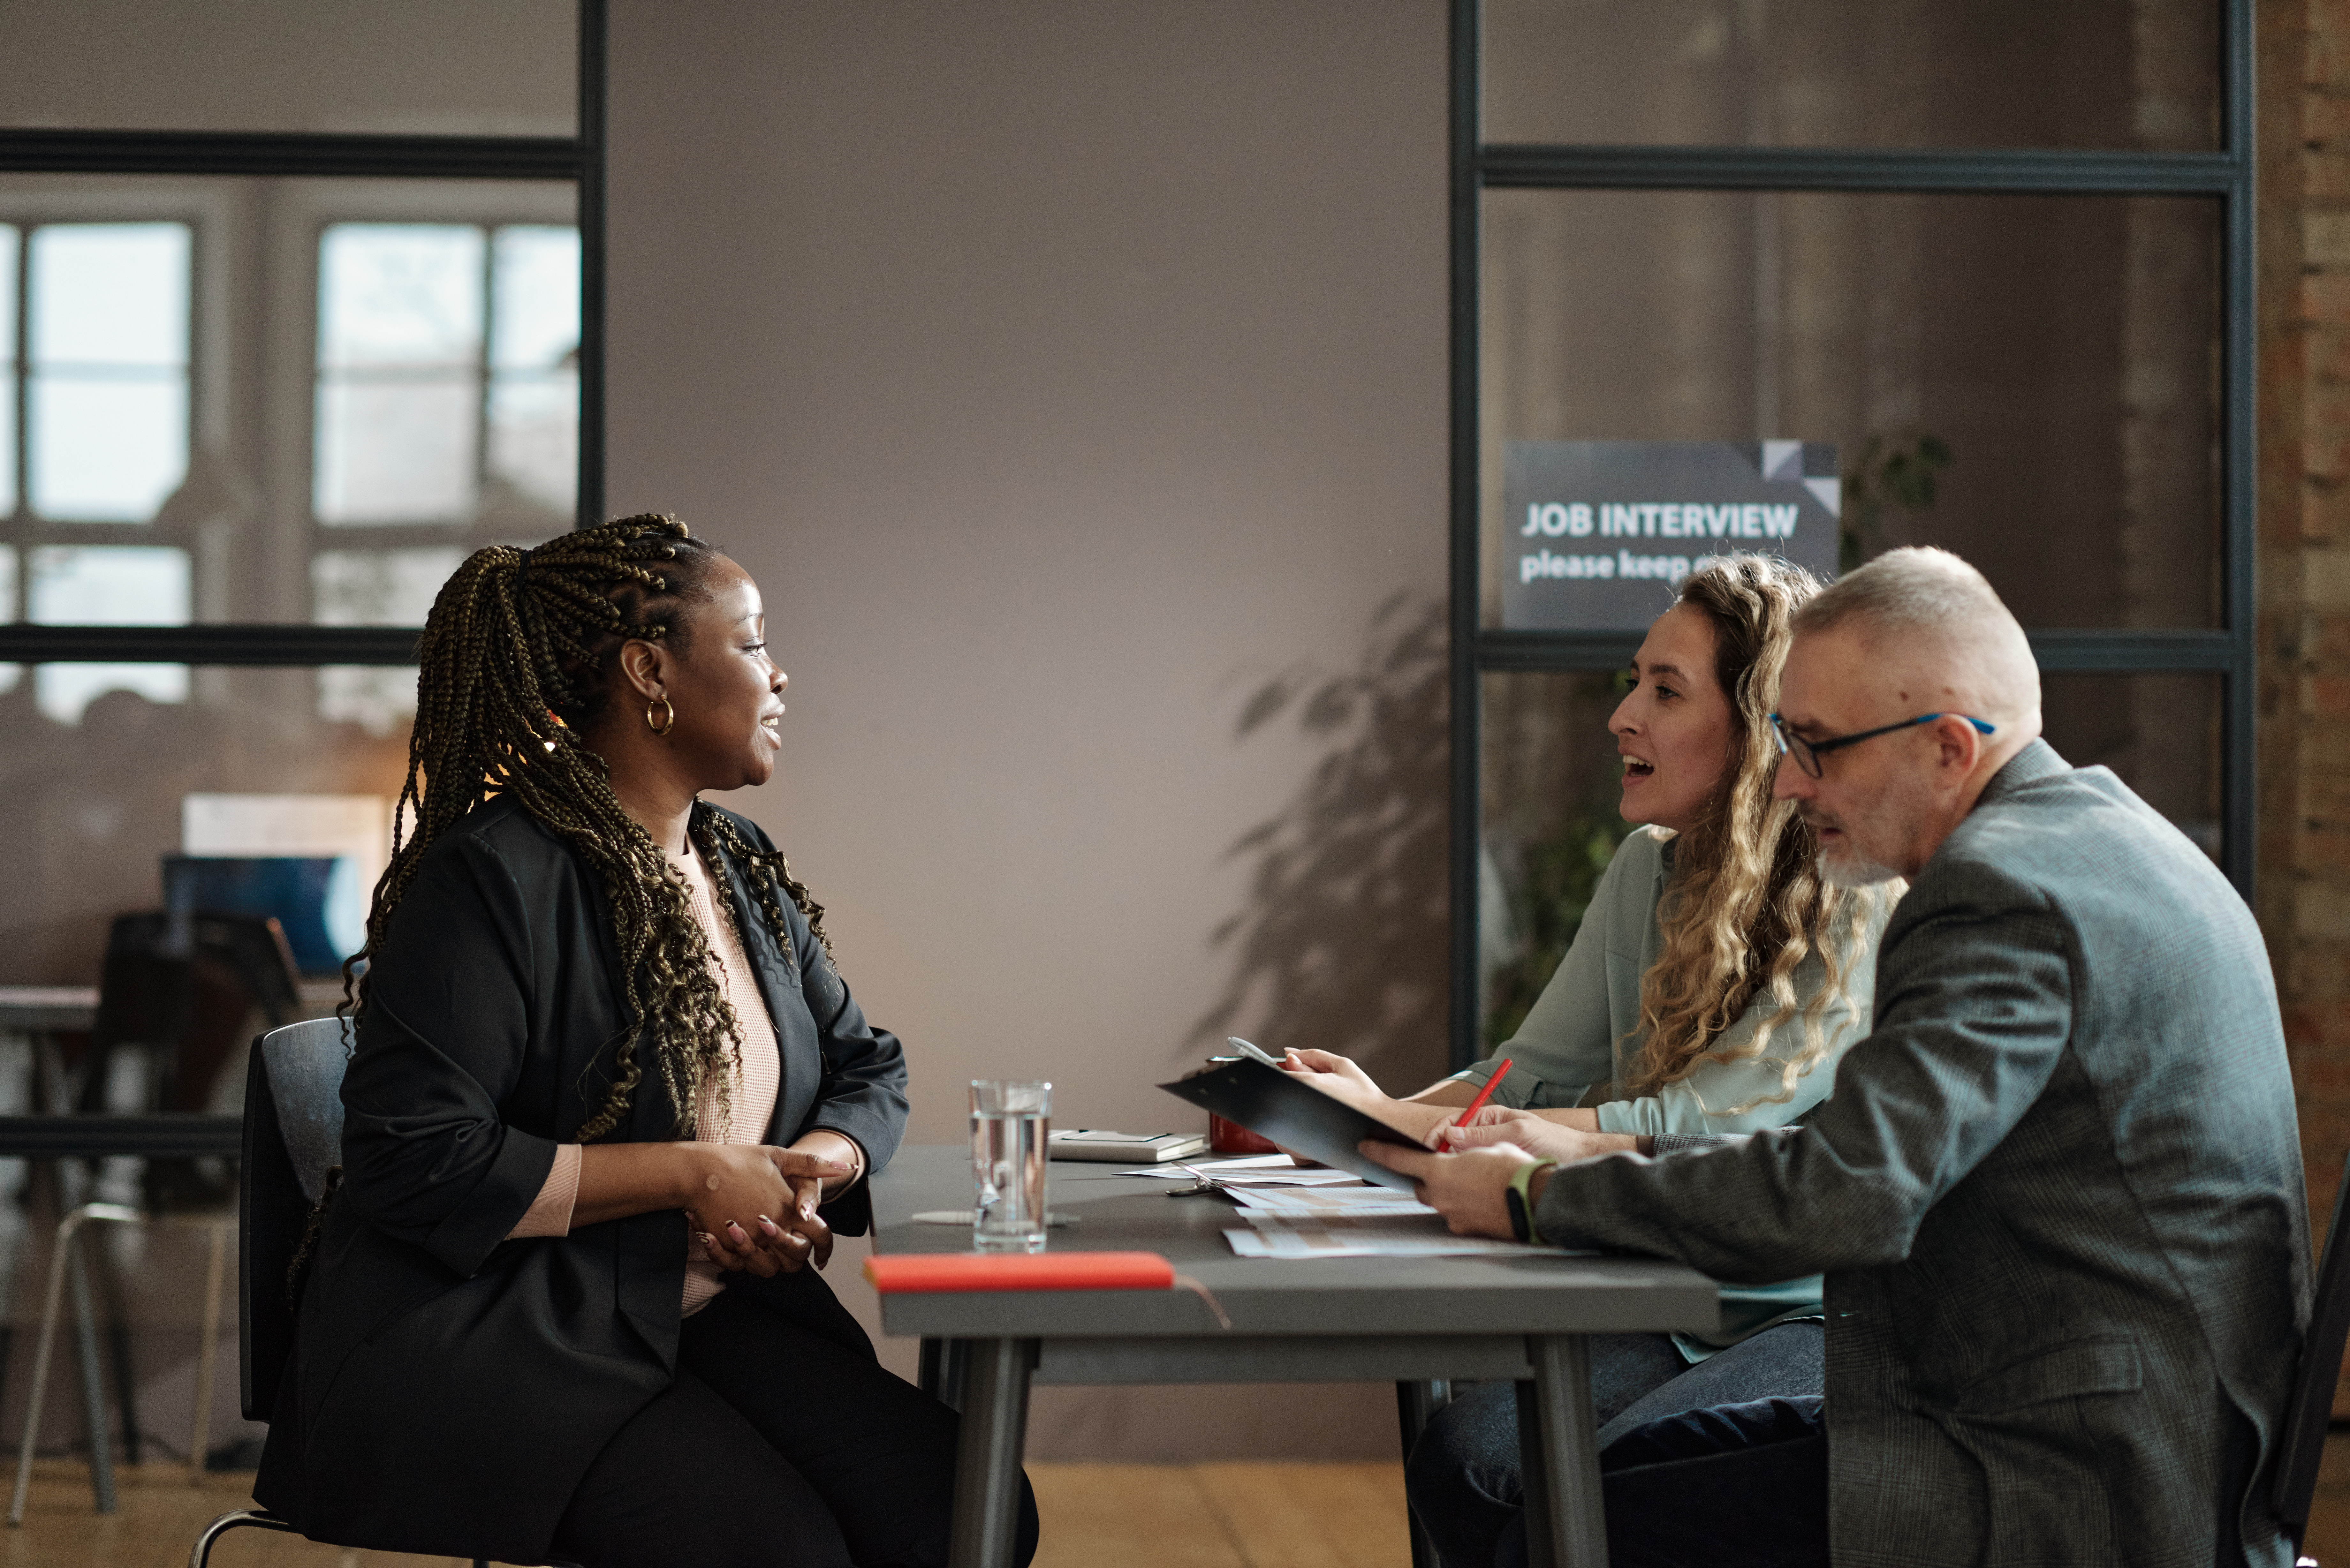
[646,696,677,736]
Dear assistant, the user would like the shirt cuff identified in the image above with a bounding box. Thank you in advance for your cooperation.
[505,1142,581,1239]
[818,1131,869,1199]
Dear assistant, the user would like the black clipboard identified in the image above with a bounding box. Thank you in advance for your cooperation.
[1157,1057,1425,1192]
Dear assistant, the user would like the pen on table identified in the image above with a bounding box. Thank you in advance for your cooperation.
[1451,1059,1513,1129]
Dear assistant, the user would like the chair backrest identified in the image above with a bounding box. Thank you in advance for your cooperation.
[239,1015,352,1423]
[2273,1149,2350,1547]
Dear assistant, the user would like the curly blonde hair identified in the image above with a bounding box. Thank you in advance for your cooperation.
[1622,554,1892,1112]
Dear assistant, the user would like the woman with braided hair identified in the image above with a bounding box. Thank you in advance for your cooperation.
[254,516,1032,1568]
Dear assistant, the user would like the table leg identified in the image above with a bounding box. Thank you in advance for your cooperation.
[1395,1380,1453,1568]
[947,1338,1035,1568]
[1516,1335,1602,1568]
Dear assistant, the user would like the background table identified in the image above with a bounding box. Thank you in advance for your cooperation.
[870,1147,1718,1568]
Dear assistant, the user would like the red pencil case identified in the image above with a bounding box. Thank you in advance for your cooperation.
[863,1252,1175,1293]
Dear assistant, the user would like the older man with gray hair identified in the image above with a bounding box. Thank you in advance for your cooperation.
[1372,547,2310,1568]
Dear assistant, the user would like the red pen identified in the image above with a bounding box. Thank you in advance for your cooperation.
[1452,1059,1513,1128]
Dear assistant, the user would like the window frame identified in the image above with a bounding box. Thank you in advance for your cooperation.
[1446,0,2256,1067]
[0,0,605,667]
[0,201,206,624]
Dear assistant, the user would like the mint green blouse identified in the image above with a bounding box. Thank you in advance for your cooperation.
[1456,826,1889,1356]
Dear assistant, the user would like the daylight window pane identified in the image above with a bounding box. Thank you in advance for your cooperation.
[487,375,577,513]
[34,665,189,726]
[28,224,189,367]
[0,548,19,622]
[491,226,580,372]
[0,379,14,522]
[0,226,12,521]
[312,547,467,626]
[28,377,188,521]
[318,224,483,368]
[316,666,420,737]
[0,223,17,362]
[315,380,477,524]
[28,544,190,624]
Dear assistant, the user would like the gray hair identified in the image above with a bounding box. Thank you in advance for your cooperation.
[1792,546,2040,723]
[1793,546,2003,639]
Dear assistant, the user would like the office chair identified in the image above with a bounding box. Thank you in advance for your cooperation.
[2273,1149,2350,1567]
[83,909,301,1119]
[186,1016,561,1568]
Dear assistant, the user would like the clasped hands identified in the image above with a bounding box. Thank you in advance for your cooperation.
[685,1141,852,1278]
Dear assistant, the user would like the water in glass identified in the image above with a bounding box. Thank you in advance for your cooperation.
[970,1079,1050,1253]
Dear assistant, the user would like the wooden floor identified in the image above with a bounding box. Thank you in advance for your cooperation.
[0,1459,1415,1568]
[9,1436,2350,1568]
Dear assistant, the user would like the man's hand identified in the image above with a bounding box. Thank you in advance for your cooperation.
[1359,1140,1539,1240]
[1438,1106,1643,1163]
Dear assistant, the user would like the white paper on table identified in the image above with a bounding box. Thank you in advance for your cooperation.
[1110,1162,1365,1187]
[1223,1226,1556,1260]
[1226,1185,1436,1218]
[1194,1169,1367,1188]
[1236,1209,1439,1231]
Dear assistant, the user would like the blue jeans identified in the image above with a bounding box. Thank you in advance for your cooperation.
[1406,1322,1823,1568]
[1497,1397,1826,1568]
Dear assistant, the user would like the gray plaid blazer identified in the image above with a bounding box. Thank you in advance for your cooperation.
[1532,741,2310,1568]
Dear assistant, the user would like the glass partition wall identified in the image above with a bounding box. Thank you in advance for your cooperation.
[1450,0,2251,1062]
[0,8,602,1469]
[0,5,604,991]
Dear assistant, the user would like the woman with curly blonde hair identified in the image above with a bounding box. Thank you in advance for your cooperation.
[1284,551,1890,1568]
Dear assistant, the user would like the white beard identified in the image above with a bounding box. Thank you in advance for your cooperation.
[1809,773,1932,887]
[1818,844,1906,888]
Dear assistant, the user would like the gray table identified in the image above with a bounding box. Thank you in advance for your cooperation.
[870,1147,1718,1568]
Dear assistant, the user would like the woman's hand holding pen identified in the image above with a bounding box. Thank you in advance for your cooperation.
[1440,1106,1645,1163]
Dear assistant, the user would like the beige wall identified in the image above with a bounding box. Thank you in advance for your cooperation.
[605,1,1450,1459]
[0,0,573,135]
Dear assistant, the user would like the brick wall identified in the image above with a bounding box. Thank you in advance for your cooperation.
[2262,0,2350,1405]
[2266,0,2350,1212]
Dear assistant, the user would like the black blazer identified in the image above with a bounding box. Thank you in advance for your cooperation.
[253,795,909,1560]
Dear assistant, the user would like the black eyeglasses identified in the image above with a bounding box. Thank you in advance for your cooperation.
[1768,712,1996,779]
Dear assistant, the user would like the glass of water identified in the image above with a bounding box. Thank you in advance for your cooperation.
[970,1079,1051,1253]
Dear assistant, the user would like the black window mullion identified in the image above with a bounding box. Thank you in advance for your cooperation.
[1474,632,2241,675]
[0,130,587,183]
[2221,0,2259,899]
[1477,144,2236,196]
[0,625,415,665]
[1446,0,1484,1073]
[576,0,607,529]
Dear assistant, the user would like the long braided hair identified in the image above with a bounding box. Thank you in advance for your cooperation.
[348,513,832,1141]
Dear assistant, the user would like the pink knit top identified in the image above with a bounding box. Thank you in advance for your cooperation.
[506,833,787,1317]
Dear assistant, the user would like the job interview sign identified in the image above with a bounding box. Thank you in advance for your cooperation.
[1502,441,1840,630]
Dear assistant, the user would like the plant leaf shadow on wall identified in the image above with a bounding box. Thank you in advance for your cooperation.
[1187,593,1449,1091]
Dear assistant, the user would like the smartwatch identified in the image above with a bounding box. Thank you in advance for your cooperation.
[1505,1161,1556,1244]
